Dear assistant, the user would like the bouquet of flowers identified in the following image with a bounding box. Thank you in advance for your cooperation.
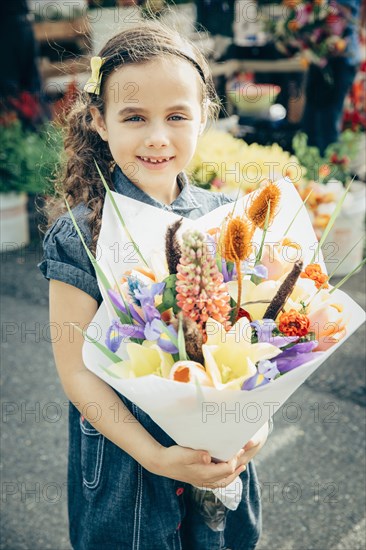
[70,176,364,517]
[267,0,350,68]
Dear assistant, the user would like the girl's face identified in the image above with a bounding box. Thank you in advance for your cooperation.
[91,57,206,202]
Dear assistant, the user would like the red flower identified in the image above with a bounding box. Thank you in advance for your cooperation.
[237,308,252,322]
[9,91,41,122]
[326,14,340,25]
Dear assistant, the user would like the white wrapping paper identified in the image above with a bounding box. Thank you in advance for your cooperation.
[82,179,365,508]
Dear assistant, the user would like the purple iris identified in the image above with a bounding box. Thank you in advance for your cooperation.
[221,260,267,283]
[275,340,322,373]
[241,324,322,390]
[106,281,179,354]
[221,258,235,283]
[251,319,298,347]
[242,261,268,279]
[242,359,280,391]
[108,288,144,324]
[105,320,124,353]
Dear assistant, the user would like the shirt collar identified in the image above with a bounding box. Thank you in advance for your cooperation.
[112,165,202,214]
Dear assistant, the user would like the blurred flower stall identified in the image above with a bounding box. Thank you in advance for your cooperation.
[188,127,365,275]
[187,128,304,195]
[0,93,63,250]
[266,0,350,69]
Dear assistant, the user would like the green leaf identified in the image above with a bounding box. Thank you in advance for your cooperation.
[94,160,148,267]
[65,199,112,292]
[108,268,133,325]
[283,189,313,237]
[177,314,188,361]
[328,235,365,281]
[310,178,353,264]
[72,323,121,364]
[164,274,177,289]
[329,258,366,294]
[158,274,177,312]
[159,288,176,311]
[159,320,179,349]
[65,200,127,322]
[100,364,124,379]
[254,201,271,266]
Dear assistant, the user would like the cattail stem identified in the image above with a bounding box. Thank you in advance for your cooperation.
[165,218,183,275]
[264,261,303,320]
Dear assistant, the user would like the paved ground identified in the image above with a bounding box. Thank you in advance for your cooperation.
[1,210,365,550]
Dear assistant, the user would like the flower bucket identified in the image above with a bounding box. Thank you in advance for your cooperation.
[0,192,30,252]
[324,181,366,276]
[349,133,366,180]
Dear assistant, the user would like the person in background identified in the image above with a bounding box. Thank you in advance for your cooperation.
[0,0,42,101]
[301,0,362,155]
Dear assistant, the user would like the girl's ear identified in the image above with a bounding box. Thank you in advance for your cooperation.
[199,118,206,135]
[90,106,108,142]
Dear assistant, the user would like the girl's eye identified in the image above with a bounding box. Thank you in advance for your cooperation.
[169,115,187,121]
[124,116,144,122]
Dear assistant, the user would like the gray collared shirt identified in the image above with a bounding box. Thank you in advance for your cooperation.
[113,166,232,219]
[38,169,233,303]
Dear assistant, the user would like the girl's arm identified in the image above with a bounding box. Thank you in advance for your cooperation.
[49,279,247,488]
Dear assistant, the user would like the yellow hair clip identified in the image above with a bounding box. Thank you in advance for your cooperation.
[84,56,105,95]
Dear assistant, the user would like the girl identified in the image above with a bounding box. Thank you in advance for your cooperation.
[38,21,268,550]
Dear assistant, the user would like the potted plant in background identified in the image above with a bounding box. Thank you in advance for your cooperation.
[0,92,62,251]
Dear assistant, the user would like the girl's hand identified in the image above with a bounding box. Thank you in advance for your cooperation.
[235,421,270,472]
[203,422,270,488]
[148,445,247,489]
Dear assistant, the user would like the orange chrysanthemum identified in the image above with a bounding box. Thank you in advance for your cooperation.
[300,263,329,289]
[247,181,281,229]
[279,309,310,337]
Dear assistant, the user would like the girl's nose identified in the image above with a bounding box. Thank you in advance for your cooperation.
[144,124,170,148]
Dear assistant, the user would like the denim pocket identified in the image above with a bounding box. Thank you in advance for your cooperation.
[79,416,105,490]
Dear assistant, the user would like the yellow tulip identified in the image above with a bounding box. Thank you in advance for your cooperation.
[106,341,174,379]
[202,317,281,389]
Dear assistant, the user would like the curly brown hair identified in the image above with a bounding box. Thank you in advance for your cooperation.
[43,20,219,255]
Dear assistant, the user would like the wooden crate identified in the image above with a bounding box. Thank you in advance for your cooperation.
[33,17,91,43]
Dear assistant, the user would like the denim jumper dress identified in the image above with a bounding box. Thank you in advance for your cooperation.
[38,168,262,550]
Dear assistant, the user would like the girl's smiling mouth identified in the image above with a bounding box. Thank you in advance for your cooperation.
[137,156,175,168]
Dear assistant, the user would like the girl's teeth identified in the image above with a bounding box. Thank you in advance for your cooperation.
[141,157,170,163]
